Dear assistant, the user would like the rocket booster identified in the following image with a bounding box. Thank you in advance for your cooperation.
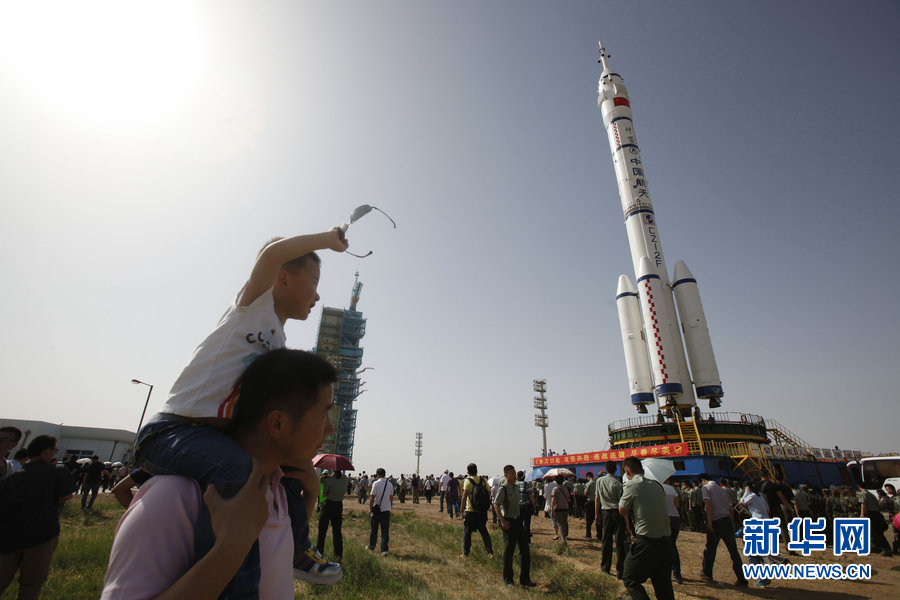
[673,261,723,403]
[616,275,654,408]
[599,42,723,412]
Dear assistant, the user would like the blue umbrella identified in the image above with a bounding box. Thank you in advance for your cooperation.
[526,466,550,482]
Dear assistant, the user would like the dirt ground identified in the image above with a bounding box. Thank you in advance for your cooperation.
[351,498,900,600]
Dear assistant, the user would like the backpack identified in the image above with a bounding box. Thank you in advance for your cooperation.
[516,480,531,502]
[468,477,491,513]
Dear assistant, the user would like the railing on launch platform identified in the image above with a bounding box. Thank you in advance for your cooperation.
[608,411,765,434]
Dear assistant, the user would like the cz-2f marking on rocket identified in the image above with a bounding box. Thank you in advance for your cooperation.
[598,42,723,415]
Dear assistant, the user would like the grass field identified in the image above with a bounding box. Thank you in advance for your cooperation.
[0,494,619,600]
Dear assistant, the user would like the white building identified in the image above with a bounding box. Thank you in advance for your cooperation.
[1,418,136,464]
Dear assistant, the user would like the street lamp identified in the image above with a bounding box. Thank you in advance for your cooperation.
[130,379,153,462]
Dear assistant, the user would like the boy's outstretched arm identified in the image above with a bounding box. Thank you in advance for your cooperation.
[238,229,348,307]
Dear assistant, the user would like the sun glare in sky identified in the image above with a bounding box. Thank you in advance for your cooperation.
[1,2,207,131]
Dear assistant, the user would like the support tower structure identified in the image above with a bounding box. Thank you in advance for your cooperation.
[314,273,367,460]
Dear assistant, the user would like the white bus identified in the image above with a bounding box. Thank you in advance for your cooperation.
[847,455,900,492]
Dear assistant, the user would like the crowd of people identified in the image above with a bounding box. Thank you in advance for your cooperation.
[4,412,900,598]
[323,456,900,597]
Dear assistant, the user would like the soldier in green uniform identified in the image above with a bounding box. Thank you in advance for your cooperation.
[584,472,600,539]
[619,456,674,600]
[574,478,586,520]
[533,479,544,515]
[690,481,705,532]
[823,488,835,546]
[596,461,629,578]
[494,465,537,587]
[678,483,691,525]
[856,485,892,556]
[838,488,853,519]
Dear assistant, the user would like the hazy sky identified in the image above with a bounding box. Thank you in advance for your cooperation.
[1,1,898,477]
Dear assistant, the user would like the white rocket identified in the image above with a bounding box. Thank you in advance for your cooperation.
[598,42,723,414]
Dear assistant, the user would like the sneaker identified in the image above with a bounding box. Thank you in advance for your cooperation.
[365,545,373,552]
[673,574,684,584]
[381,551,388,556]
[753,581,768,588]
[293,548,342,585]
[698,570,714,582]
[520,581,538,588]
[734,579,749,588]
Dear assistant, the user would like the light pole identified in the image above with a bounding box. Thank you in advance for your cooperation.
[533,379,548,457]
[130,379,153,463]
[414,432,423,476]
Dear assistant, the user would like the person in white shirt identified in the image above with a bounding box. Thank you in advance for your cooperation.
[367,469,394,555]
[739,481,773,587]
[439,471,451,512]
[699,474,747,587]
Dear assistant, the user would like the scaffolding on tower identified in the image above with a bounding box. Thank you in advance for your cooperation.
[314,273,367,461]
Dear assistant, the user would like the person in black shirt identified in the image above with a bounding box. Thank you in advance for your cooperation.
[760,474,796,556]
[0,435,75,599]
[80,455,110,510]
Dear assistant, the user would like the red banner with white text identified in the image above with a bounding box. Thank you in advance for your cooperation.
[533,443,690,467]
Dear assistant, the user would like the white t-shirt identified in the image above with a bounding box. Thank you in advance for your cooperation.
[101,472,293,600]
[543,481,557,505]
[702,481,733,521]
[740,491,770,520]
[370,478,393,512]
[440,473,450,491]
[491,477,501,499]
[661,483,680,518]
[162,288,286,419]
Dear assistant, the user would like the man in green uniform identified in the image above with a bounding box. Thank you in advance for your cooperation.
[619,456,674,600]
[574,478,586,520]
[494,465,536,588]
[596,461,628,578]
[316,471,347,561]
[584,471,600,539]
[856,484,892,557]
[689,481,705,532]
[823,488,835,546]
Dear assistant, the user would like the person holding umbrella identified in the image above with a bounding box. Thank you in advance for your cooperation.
[550,474,572,546]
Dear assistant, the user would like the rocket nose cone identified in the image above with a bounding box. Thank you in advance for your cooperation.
[637,256,654,278]
[673,261,694,281]
[617,275,636,296]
